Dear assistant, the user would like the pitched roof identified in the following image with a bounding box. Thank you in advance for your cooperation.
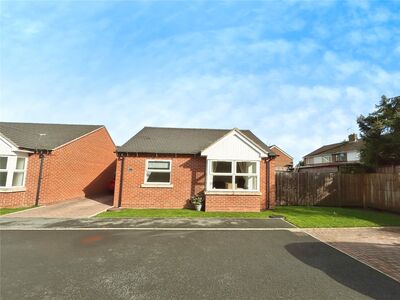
[270,145,293,159]
[117,127,275,155]
[304,139,364,157]
[0,122,103,151]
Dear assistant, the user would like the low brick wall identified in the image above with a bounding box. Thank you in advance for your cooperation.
[205,194,262,212]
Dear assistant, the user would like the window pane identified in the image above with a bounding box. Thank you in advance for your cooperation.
[212,161,232,173]
[236,162,256,174]
[322,155,331,163]
[211,175,233,189]
[236,176,257,190]
[12,172,24,186]
[147,172,170,183]
[0,172,7,186]
[16,158,26,170]
[0,157,7,169]
[148,161,170,170]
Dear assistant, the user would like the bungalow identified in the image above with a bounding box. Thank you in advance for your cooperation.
[114,127,277,212]
[269,145,293,172]
[0,122,116,208]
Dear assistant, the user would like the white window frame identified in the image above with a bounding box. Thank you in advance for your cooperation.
[206,160,260,192]
[321,155,332,163]
[0,155,28,190]
[144,159,172,184]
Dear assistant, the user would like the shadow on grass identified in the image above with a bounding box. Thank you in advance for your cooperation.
[285,241,400,299]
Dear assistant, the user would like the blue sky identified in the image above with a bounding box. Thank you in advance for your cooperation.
[1,0,399,162]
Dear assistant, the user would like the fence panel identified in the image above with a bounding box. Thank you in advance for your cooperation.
[276,172,400,213]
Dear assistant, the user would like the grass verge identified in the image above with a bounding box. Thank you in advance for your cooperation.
[96,206,400,228]
[0,207,32,216]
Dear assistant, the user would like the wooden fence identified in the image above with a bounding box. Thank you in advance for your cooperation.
[276,172,400,213]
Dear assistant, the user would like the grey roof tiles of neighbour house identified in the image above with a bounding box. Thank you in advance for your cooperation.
[0,122,104,151]
[304,139,365,157]
[117,127,276,156]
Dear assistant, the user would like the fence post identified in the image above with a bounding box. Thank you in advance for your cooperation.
[337,173,341,207]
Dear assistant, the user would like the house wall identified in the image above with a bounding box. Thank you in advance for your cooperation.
[271,147,293,171]
[0,127,116,207]
[113,155,206,209]
[0,153,41,207]
[39,127,116,205]
[205,158,275,211]
[114,155,275,212]
[201,131,261,160]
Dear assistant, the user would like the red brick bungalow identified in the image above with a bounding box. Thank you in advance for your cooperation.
[270,145,293,172]
[0,122,116,208]
[114,127,277,212]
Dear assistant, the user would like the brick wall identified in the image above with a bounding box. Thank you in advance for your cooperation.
[0,154,40,207]
[39,127,116,205]
[204,158,275,211]
[271,146,293,171]
[0,127,116,207]
[113,155,206,208]
[114,155,276,212]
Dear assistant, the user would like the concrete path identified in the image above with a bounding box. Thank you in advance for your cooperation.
[305,227,400,282]
[1,195,112,219]
[0,217,294,230]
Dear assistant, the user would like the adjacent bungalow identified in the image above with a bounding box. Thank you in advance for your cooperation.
[269,145,293,172]
[0,122,116,207]
[299,134,364,173]
[114,127,277,212]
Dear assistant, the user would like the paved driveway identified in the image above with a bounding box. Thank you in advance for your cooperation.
[1,195,112,218]
[1,229,399,299]
[305,227,400,282]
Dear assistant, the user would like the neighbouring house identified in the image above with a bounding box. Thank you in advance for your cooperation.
[269,145,293,172]
[114,127,277,212]
[299,133,364,173]
[0,122,116,208]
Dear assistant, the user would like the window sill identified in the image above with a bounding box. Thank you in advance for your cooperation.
[141,183,174,188]
[0,187,27,193]
[205,190,261,196]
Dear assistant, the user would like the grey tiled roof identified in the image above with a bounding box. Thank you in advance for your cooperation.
[0,122,103,151]
[117,127,275,155]
[304,140,364,157]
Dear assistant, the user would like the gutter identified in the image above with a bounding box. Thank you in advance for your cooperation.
[266,157,271,209]
[35,152,46,206]
[117,154,125,208]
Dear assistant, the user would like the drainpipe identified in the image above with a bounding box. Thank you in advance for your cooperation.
[117,154,125,208]
[266,157,271,210]
[35,152,45,206]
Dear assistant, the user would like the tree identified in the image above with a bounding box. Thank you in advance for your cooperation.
[357,95,400,167]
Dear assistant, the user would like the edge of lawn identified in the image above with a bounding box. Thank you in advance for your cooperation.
[0,206,35,216]
[96,206,400,228]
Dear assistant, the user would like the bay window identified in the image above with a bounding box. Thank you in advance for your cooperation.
[145,160,171,184]
[208,160,259,191]
[0,156,27,189]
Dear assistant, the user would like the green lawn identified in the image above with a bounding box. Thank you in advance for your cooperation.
[97,206,400,228]
[274,206,400,228]
[0,207,32,216]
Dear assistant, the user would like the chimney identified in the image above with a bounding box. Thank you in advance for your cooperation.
[348,133,357,142]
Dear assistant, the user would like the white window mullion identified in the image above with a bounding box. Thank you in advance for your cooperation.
[6,156,16,187]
